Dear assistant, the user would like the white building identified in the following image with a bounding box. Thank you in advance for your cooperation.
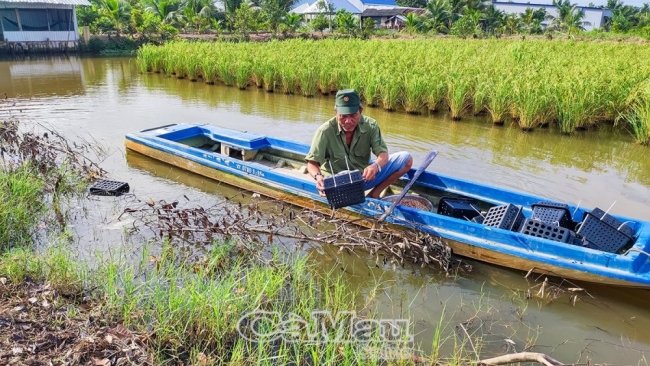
[0,0,90,49]
[492,1,613,31]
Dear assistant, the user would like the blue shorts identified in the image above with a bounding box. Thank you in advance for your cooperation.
[364,151,411,190]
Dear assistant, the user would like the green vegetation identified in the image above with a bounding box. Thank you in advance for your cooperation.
[137,38,650,142]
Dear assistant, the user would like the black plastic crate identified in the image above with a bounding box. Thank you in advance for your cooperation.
[519,218,575,243]
[89,180,130,196]
[323,170,365,209]
[531,201,574,230]
[483,204,524,231]
[588,207,635,238]
[471,216,484,224]
[576,212,632,253]
[572,236,599,250]
[437,197,480,220]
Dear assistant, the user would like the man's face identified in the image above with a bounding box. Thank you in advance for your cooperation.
[337,110,361,132]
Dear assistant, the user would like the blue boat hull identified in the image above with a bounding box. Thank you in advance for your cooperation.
[125,123,650,288]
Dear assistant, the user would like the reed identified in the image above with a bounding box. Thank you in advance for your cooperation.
[446,74,472,120]
[298,67,319,97]
[136,39,650,145]
[235,61,252,90]
[402,74,428,114]
[486,79,512,125]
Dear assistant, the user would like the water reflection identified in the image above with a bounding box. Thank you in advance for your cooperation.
[1,55,86,97]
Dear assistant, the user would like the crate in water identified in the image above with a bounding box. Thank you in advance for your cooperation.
[483,204,524,231]
[588,207,635,238]
[577,211,633,253]
[519,218,575,243]
[323,170,365,209]
[89,180,130,196]
[437,197,480,220]
[531,201,574,230]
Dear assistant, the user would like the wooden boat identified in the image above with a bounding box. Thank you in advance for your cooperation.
[125,123,650,288]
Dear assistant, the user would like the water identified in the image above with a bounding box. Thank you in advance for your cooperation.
[1,55,650,364]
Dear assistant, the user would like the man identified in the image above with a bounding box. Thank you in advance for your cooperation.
[305,89,413,199]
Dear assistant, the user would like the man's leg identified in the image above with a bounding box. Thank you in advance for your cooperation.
[365,151,413,199]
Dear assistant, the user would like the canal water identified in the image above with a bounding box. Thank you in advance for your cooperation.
[1,55,650,364]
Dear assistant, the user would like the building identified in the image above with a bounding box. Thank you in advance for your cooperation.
[0,0,90,51]
[360,7,426,29]
[492,1,613,31]
[291,0,398,19]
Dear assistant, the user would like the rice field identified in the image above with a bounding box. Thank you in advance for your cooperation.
[136,38,650,144]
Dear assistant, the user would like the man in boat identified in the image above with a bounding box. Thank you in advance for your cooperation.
[305,89,413,198]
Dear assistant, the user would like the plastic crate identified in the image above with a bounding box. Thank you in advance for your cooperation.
[471,216,484,224]
[576,212,632,253]
[89,180,130,196]
[437,197,480,220]
[588,207,635,238]
[323,170,365,209]
[572,236,599,250]
[483,204,524,231]
[519,218,575,243]
[531,201,574,230]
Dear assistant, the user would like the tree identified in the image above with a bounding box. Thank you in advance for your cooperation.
[98,0,132,36]
[424,0,450,33]
[316,0,335,32]
[261,0,296,35]
[333,9,358,35]
[404,12,423,33]
[310,12,329,35]
[233,2,259,39]
[450,8,480,37]
[396,0,427,8]
[281,12,302,35]
[482,5,504,35]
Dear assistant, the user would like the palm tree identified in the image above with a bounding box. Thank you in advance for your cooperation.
[482,5,504,35]
[144,0,179,20]
[99,0,131,36]
[404,12,423,33]
[424,0,450,33]
[502,13,521,35]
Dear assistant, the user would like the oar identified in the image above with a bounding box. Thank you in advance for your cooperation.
[377,150,438,223]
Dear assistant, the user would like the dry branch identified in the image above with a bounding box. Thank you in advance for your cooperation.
[478,352,565,366]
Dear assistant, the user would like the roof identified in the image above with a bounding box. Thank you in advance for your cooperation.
[361,8,406,16]
[299,0,362,13]
[0,0,91,4]
[291,0,397,13]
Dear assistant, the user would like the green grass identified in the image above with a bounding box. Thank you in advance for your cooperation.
[0,166,46,251]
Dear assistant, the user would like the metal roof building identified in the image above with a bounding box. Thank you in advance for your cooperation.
[291,0,398,15]
[0,0,90,50]
[492,1,613,31]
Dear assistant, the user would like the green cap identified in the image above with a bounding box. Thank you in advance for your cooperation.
[335,89,361,115]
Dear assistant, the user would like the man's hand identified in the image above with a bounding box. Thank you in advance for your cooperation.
[315,175,326,197]
[363,162,380,182]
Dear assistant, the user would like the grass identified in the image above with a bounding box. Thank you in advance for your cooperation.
[0,166,46,250]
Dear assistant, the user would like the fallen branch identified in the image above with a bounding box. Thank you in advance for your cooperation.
[478,352,565,366]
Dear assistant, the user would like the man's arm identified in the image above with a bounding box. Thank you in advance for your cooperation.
[363,151,388,182]
[307,160,326,197]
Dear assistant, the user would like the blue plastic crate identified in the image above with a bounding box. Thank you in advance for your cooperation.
[323,170,365,209]
[483,204,524,231]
